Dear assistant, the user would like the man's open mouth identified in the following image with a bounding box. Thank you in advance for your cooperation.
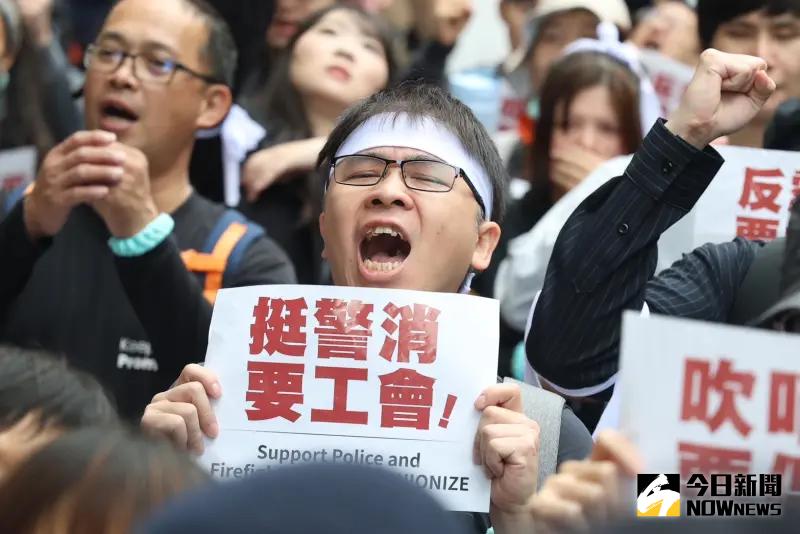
[359,225,411,274]
[101,102,140,123]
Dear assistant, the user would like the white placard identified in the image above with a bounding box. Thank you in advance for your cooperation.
[0,146,36,195]
[659,146,800,267]
[200,285,499,512]
[619,312,800,490]
[639,49,694,117]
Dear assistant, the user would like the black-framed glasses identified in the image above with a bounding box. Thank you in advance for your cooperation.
[83,44,221,85]
[330,154,486,216]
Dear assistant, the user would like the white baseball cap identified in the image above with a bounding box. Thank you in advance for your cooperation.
[503,0,632,96]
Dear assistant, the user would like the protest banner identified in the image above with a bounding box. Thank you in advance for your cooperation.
[659,146,800,267]
[199,285,499,512]
[497,146,800,332]
[619,311,800,492]
[0,146,36,195]
[639,49,694,118]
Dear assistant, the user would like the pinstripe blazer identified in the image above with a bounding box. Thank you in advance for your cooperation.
[525,120,760,397]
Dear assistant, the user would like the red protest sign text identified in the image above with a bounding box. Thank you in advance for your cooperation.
[738,168,784,213]
[679,441,752,480]
[380,303,440,364]
[681,358,755,437]
[379,368,436,430]
[311,366,369,425]
[246,361,305,422]
[768,371,799,437]
[313,299,373,361]
[736,216,781,240]
[773,453,800,493]
[250,297,308,357]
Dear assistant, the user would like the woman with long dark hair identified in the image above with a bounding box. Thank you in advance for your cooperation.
[239,4,397,284]
[479,48,645,298]
[479,45,651,380]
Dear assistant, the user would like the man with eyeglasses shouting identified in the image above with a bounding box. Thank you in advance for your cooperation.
[143,83,586,533]
[141,44,776,529]
[0,0,295,420]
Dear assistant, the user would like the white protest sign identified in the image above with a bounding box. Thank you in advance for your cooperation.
[0,146,36,195]
[619,311,800,491]
[639,49,694,117]
[659,146,800,267]
[200,285,499,512]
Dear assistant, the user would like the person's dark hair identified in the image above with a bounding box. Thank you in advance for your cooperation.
[178,0,238,86]
[142,463,461,534]
[0,345,117,431]
[0,427,208,533]
[243,4,398,143]
[318,82,508,223]
[531,51,642,201]
[108,0,238,87]
[697,0,800,49]
[205,0,274,95]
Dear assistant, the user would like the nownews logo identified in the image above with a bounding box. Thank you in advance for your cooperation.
[637,473,783,518]
[637,474,681,517]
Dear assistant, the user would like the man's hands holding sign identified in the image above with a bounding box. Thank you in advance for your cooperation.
[141,48,775,533]
[142,364,542,529]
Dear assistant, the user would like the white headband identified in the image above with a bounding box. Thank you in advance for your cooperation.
[333,113,494,221]
[562,26,663,135]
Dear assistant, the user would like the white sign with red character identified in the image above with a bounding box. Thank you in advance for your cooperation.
[199,285,499,512]
[619,312,800,493]
[0,146,36,196]
[639,49,694,118]
[658,146,800,268]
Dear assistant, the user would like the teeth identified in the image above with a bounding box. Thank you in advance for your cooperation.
[363,259,402,272]
[367,226,401,239]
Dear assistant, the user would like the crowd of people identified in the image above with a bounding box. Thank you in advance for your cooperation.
[0,0,798,532]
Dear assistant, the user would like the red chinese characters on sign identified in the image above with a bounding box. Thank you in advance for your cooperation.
[768,371,798,437]
[1,175,24,193]
[313,299,373,361]
[652,73,674,116]
[246,361,305,422]
[736,168,784,240]
[379,369,436,430]
[681,358,756,437]
[249,298,308,357]
[243,295,456,431]
[380,303,440,364]
[679,442,752,480]
[738,168,784,212]
[736,217,781,240]
[311,366,369,425]
[773,453,800,492]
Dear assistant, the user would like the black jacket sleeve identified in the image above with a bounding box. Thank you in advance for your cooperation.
[114,237,214,386]
[525,120,725,395]
[114,230,296,386]
[0,201,50,322]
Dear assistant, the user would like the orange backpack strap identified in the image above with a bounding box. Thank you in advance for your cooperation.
[181,210,264,304]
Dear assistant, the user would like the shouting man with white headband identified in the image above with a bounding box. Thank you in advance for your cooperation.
[141,83,594,533]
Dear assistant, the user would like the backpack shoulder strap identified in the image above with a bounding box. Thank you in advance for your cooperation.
[224,216,266,283]
[181,209,259,304]
[503,377,564,484]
